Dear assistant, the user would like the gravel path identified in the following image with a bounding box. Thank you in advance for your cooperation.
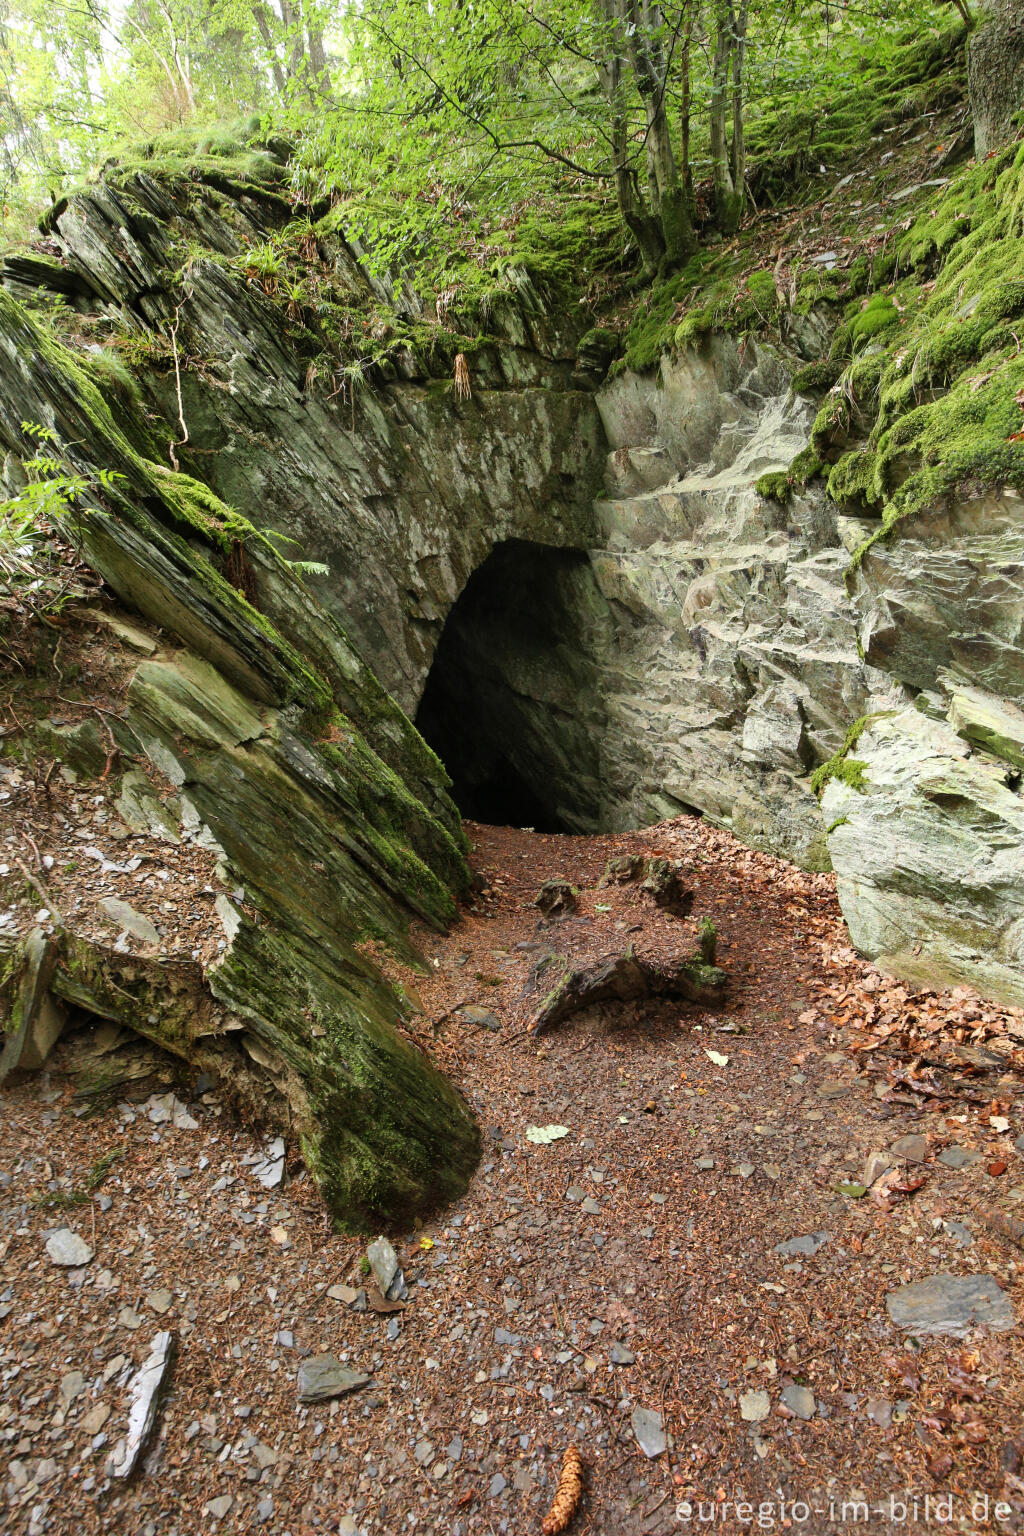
[2,815,1023,1535]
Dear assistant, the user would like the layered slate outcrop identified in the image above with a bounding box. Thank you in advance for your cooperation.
[4,139,1024,1112]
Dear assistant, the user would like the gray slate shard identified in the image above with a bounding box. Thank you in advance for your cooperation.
[773,1231,830,1258]
[631,1406,666,1458]
[886,1273,1015,1336]
[781,1384,816,1420]
[366,1236,409,1301]
[0,928,66,1083]
[891,1134,927,1163]
[943,1220,973,1247]
[297,1354,372,1403]
[938,1146,983,1170]
[97,897,160,946]
[45,1228,94,1268]
[457,1004,501,1032]
[609,1341,636,1365]
[251,1137,286,1189]
[109,1331,175,1478]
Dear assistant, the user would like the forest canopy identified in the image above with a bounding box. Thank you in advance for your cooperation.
[1,0,973,275]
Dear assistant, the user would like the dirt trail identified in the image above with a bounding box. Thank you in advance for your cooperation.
[2,815,1023,1535]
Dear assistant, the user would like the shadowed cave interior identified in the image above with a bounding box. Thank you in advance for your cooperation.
[414,539,611,833]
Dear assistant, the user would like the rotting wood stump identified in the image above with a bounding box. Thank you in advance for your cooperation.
[597,854,693,915]
[533,878,580,918]
[522,917,724,1035]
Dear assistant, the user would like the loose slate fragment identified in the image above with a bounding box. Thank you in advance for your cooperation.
[534,879,579,918]
[297,1355,372,1403]
[526,1125,570,1144]
[45,1228,94,1268]
[0,928,66,1082]
[773,1231,830,1258]
[631,1406,666,1458]
[739,1389,771,1422]
[526,942,724,1035]
[367,1236,408,1301]
[109,1331,175,1479]
[886,1273,1015,1336]
[782,1384,816,1420]
[250,1136,286,1189]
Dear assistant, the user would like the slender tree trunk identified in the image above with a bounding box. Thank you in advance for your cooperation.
[306,20,333,99]
[595,0,665,277]
[278,0,307,86]
[680,35,691,191]
[730,0,748,200]
[252,3,288,96]
[623,0,695,266]
[710,2,742,234]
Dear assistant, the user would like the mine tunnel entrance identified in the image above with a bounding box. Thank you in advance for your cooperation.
[415,539,608,833]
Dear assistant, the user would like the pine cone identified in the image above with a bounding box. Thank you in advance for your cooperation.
[541,1444,585,1535]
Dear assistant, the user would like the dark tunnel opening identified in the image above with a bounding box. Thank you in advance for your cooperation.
[414,539,609,833]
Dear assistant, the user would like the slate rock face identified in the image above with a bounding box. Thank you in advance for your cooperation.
[0,288,480,1231]
[4,145,1024,1101]
[823,692,1024,1010]
[886,1273,1015,1337]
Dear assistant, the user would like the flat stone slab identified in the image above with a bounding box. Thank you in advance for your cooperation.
[456,1005,501,1032]
[109,1331,174,1479]
[886,1273,1014,1337]
[97,897,160,946]
[938,1146,983,1170]
[631,1406,666,1458]
[366,1237,407,1300]
[45,1228,94,1267]
[891,1134,927,1163]
[773,1231,830,1258]
[781,1384,816,1420]
[739,1389,771,1423]
[297,1355,372,1403]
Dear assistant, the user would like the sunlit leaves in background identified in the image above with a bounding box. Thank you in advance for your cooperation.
[1,0,961,270]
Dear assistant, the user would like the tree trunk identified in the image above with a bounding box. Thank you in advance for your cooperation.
[730,0,747,200]
[710,2,743,234]
[595,0,666,277]
[306,19,333,100]
[252,3,288,96]
[623,0,695,265]
[968,0,1023,156]
[680,36,691,191]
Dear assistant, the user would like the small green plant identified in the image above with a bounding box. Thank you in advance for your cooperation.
[262,529,329,579]
[0,422,123,617]
[30,1146,122,1208]
[241,240,286,295]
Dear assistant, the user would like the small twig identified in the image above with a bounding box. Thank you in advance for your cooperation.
[167,294,192,471]
[15,859,63,927]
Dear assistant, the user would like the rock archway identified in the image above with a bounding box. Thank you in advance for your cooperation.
[415,539,612,832]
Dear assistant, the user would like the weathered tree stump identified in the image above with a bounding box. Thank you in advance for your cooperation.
[534,878,580,918]
[597,853,692,915]
[523,920,724,1034]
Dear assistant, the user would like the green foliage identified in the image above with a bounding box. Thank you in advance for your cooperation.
[810,715,873,797]
[756,470,791,503]
[792,358,843,395]
[813,143,1024,569]
[0,422,122,614]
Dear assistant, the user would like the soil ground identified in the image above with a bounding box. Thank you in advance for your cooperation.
[3,811,1024,1536]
